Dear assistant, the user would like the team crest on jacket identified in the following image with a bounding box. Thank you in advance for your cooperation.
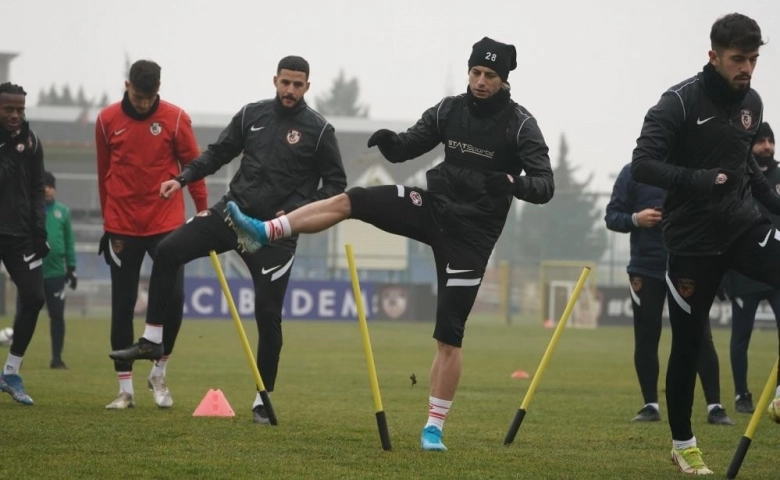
[631,276,643,292]
[54,210,62,219]
[287,129,302,145]
[409,191,422,206]
[740,109,753,130]
[111,239,125,254]
[676,278,695,298]
[150,122,162,136]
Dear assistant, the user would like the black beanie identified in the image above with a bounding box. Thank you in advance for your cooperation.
[44,171,56,188]
[757,122,775,143]
[468,37,517,82]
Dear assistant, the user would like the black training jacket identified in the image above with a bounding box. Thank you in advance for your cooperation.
[0,125,46,239]
[632,65,780,255]
[379,91,554,256]
[180,98,346,220]
[725,161,780,296]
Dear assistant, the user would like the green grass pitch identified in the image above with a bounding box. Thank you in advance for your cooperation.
[1,315,778,479]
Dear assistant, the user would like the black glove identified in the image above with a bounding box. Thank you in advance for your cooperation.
[367,129,399,149]
[680,168,741,194]
[33,236,50,258]
[97,232,110,265]
[66,266,78,290]
[484,173,521,198]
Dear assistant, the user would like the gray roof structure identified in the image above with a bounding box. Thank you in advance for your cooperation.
[27,105,443,190]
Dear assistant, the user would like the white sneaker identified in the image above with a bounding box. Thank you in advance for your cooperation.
[148,375,173,408]
[105,391,135,409]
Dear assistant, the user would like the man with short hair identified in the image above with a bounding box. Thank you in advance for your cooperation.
[632,13,777,475]
[0,82,47,405]
[223,38,554,450]
[97,59,209,409]
[109,56,347,424]
[14,171,77,370]
[723,122,780,414]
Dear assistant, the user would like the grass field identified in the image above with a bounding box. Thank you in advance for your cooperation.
[1,315,778,479]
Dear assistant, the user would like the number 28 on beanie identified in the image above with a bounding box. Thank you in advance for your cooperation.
[468,37,517,82]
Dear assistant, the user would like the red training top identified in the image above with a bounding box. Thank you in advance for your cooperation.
[96,98,209,236]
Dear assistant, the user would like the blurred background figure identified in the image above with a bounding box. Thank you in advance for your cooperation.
[14,170,76,369]
[723,122,780,414]
[605,163,732,425]
[0,82,47,406]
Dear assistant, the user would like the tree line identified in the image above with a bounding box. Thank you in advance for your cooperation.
[38,84,110,109]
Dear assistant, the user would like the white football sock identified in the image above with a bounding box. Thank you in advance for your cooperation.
[425,396,453,430]
[118,371,134,395]
[3,353,23,375]
[142,324,163,344]
[150,356,169,377]
[265,215,292,242]
[706,403,722,413]
[645,402,660,412]
[673,436,697,450]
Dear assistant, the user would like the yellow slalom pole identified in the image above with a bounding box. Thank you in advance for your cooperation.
[726,357,779,479]
[209,250,277,425]
[504,266,591,445]
[345,244,391,451]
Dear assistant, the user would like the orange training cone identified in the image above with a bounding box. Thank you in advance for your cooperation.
[192,388,235,417]
[511,370,530,379]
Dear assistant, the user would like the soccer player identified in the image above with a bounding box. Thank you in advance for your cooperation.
[14,171,77,370]
[108,56,347,424]
[632,13,778,474]
[722,122,780,414]
[97,60,209,409]
[606,163,733,425]
[0,82,48,405]
[223,37,554,450]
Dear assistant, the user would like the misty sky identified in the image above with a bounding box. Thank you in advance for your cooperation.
[2,0,778,191]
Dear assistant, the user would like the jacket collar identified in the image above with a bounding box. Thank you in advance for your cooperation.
[465,86,511,118]
[700,63,750,106]
[274,96,307,117]
[121,91,161,120]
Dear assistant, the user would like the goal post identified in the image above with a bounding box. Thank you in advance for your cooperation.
[539,260,598,328]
